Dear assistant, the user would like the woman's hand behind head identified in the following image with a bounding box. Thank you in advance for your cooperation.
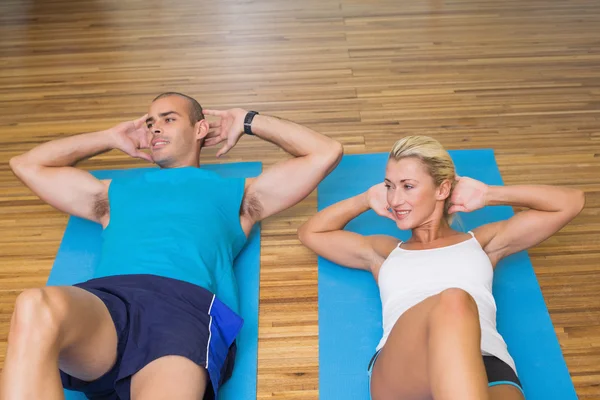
[367,183,396,220]
[448,176,489,214]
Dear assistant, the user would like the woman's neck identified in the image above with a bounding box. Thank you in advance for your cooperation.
[410,219,458,244]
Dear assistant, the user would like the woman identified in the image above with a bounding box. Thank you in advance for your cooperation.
[298,136,584,400]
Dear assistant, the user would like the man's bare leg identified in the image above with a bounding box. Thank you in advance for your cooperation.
[0,286,119,399]
[131,355,209,399]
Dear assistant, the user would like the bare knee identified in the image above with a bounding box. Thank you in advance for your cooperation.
[432,288,479,322]
[10,288,68,345]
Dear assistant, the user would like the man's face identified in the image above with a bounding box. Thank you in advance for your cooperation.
[146,96,202,168]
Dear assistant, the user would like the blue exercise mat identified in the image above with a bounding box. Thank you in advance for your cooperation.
[317,150,576,400]
[47,162,262,400]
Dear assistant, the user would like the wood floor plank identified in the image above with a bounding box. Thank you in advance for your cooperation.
[1,0,599,398]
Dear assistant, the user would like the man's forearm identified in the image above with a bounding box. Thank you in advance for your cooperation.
[10,129,117,168]
[250,114,338,157]
[301,193,370,234]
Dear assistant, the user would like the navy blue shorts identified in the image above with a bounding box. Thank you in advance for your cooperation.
[59,274,243,400]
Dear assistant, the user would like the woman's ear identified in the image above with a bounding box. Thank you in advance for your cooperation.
[436,179,452,201]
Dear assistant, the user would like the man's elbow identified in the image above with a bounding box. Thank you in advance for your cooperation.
[561,188,586,220]
[321,140,344,172]
[9,154,37,180]
[573,189,586,215]
[331,141,344,162]
[9,155,25,175]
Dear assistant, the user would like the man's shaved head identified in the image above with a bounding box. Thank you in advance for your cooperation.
[152,92,204,125]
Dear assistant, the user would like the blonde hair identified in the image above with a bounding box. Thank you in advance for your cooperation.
[389,136,457,225]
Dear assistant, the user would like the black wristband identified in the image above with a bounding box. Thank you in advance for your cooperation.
[244,111,259,135]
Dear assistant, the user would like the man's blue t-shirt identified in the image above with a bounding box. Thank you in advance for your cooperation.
[94,166,248,313]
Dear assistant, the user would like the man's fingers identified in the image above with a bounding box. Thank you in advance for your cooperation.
[203,109,224,117]
[216,144,231,158]
[135,151,153,162]
[138,136,151,149]
[134,114,149,128]
[206,128,221,137]
[204,136,225,146]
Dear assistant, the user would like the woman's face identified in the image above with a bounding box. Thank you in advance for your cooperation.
[385,157,449,230]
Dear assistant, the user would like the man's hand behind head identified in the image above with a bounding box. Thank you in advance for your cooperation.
[203,108,247,158]
[110,114,153,162]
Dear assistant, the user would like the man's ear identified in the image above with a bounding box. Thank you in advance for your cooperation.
[195,119,209,141]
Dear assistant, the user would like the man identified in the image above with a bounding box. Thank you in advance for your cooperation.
[2,92,343,400]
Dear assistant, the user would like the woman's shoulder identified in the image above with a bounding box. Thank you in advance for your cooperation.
[366,235,401,282]
[367,234,401,259]
[471,222,506,251]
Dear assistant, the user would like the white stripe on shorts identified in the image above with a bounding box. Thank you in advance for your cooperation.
[205,294,216,369]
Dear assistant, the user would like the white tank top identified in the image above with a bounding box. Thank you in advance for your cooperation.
[376,231,517,374]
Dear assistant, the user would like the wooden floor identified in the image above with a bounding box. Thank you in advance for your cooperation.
[1,0,599,398]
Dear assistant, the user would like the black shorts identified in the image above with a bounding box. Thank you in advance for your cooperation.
[368,350,524,395]
[59,274,244,400]
[484,355,523,393]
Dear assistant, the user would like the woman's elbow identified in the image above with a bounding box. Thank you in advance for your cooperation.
[297,222,311,245]
[298,221,322,251]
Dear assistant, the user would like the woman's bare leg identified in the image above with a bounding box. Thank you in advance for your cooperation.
[370,288,489,400]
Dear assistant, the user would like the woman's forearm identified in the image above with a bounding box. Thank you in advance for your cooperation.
[485,185,585,213]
